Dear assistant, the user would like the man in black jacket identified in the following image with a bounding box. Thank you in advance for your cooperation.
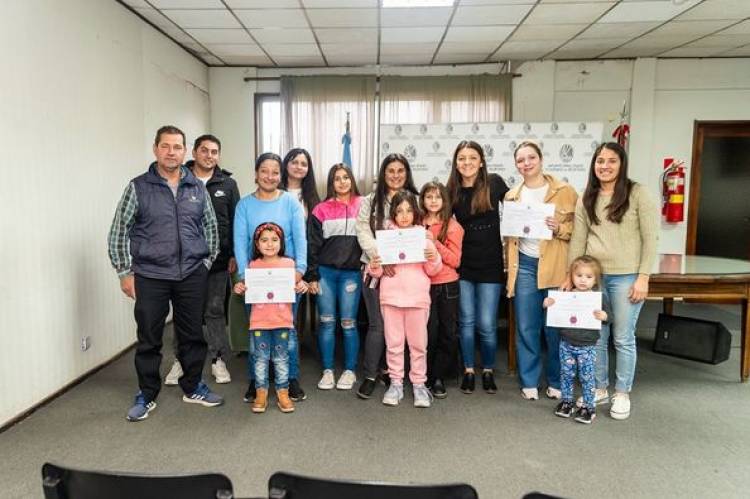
[164,134,240,386]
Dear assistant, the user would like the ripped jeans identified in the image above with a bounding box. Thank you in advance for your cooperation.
[253,328,290,390]
[316,265,362,371]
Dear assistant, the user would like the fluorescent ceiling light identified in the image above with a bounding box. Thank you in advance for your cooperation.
[383,0,455,7]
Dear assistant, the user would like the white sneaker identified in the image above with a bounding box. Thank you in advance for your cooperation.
[546,387,562,400]
[413,384,433,408]
[382,384,404,406]
[317,369,335,390]
[521,387,539,400]
[610,392,631,420]
[577,388,609,408]
[211,359,231,384]
[336,370,357,390]
[164,360,183,386]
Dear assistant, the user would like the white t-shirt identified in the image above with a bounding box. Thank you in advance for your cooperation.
[518,182,549,258]
[287,187,307,218]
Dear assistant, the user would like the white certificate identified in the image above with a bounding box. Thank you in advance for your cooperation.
[375,227,426,265]
[501,201,555,240]
[546,291,602,330]
[245,267,295,304]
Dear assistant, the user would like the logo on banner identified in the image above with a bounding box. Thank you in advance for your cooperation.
[419,124,428,135]
[496,123,505,134]
[591,140,599,152]
[523,123,532,135]
[446,124,454,134]
[395,125,403,136]
[444,159,452,170]
[550,123,559,133]
[507,176,517,187]
[560,144,574,163]
[404,144,417,161]
[509,140,517,153]
[578,122,587,134]
[382,142,390,154]
[483,144,494,161]
[432,141,441,152]
[538,140,544,151]
[471,123,480,134]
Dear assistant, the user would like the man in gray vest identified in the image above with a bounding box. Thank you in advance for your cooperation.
[108,125,224,421]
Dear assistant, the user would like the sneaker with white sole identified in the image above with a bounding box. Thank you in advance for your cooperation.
[336,370,357,390]
[413,384,433,408]
[126,392,157,422]
[211,359,231,384]
[382,383,404,406]
[610,392,631,420]
[318,369,335,390]
[546,387,562,399]
[164,360,183,386]
[182,381,224,407]
[521,387,539,400]
[577,388,609,408]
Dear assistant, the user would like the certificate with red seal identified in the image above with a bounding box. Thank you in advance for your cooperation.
[500,201,555,239]
[375,227,427,265]
[546,291,602,329]
[245,267,295,304]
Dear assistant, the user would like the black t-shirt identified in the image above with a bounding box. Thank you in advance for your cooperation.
[453,174,509,283]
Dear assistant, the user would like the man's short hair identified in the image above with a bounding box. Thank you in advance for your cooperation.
[154,125,185,147]
[193,134,222,152]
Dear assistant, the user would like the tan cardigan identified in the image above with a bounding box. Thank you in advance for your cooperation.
[504,174,579,298]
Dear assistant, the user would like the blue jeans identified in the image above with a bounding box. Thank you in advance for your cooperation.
[513,253,560,389]
[560,339,596,409]
[252,328,290,389]
[597,273,644,393]
[245,296,300,382]
[316,266,362,371]
[458,280,502,369]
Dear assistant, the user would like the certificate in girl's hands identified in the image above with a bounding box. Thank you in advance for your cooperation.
[501,201,555,239]
[546,291,602,329]
[245,268,295,304]
[375,227,426,265]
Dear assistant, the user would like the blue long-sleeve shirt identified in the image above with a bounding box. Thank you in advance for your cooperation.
[233,191,307,279]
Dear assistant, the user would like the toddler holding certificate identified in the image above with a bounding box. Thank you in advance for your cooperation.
[543,256,610,424]
[233,222,307,414]
[368,191,442,408]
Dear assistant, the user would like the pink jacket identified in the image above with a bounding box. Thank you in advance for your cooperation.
[368,225,442,309]
[426,217,463,285]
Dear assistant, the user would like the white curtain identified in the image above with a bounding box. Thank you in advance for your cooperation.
[281,76,377,195]
[379,74,512,125]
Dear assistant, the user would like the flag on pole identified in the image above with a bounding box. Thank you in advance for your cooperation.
[342,112,352,167]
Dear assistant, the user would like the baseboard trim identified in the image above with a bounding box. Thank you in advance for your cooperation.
[0,341,136,433]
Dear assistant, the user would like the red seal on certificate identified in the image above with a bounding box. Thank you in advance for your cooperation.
[267,292,274,300]
[398,251,406,261]
[523,225,531,235]
[569,315,577,325]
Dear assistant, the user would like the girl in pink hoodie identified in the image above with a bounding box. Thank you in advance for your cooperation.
[368,190,442,408]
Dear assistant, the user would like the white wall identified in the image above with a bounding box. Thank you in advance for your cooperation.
[0,0,208,426]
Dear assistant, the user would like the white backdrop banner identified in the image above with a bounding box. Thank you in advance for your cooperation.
[379,122,604,194]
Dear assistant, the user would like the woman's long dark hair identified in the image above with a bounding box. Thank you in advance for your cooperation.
[370,153,418,232]
[281,148,320,212]
[389,190,422,227]
[419,181,452,243]
[325,163,360,200]
[583,142,634,225]
[446,140,491,214]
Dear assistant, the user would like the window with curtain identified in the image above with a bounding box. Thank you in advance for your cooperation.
[280,76,377,195]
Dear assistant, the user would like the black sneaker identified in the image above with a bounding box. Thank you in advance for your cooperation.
[431,378,447,399]
[460,372,475,394]
[243,380,256,403]
[357,378,377,399]
[481,371,497,394]
[379,372,391,389]
[574,406,596,424]
[554,401,575,418]
[288,379,306,401]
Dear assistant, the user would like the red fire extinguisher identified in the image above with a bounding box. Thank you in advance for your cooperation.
[661,158,685,223]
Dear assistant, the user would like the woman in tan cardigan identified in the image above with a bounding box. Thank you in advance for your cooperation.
[505,141,578,401]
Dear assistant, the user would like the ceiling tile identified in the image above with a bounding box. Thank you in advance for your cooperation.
[452,5,534,26]
[226,0,300,7]
[677,0,750,21]
[186,28,253,44]
[222,54,274,65]
[315,28,378,43]
[379,54,433,65]
[444,25,516,42]
[303,0,378,6]
[234,9,308,28]
[525,2,615,25]
[273,55,327,66]
[161,26,198,43]
[202,54,225,65]
[204,43,266,56]
[440,41,503,53]
[659,47,723,57]
[381,27,445,44]
[558,37,632,51]
[577,21,659,39]
[380,43,438,55]
[541,0,618,2]
[150,0,224,7]
[511,23,588,41]
[684,33,750,48]
[599,0,701,23]
[134,8,174,28]
[326,54,378,65]
[601,46,651,58]
[433,53,489,64]
[264,44,323,57]
[720,20,750,35]
[250,28,316,44]
[161,10,241,28]
[122,0,151,8]
[306,8,379,28]
[648,20,735,37]
[321,44,377,56]
[381,7,454,27]
[716,45,750,57]
[621,33,699,49]
[462,0,541,4]
[494,39,563,57]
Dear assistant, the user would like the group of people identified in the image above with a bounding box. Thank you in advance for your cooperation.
[109,125,657,424]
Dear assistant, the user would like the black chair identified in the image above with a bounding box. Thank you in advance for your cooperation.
[42,462,235,499]
[268,471,479,499]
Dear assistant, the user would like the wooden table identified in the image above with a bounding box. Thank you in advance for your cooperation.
[506,254,750,382]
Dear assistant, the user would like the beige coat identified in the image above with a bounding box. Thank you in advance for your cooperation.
[504,174,578,298]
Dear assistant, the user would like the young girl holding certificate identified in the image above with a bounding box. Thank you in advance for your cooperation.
[233,222,307,414]
[543,256,610,424]
[368,191,442,408]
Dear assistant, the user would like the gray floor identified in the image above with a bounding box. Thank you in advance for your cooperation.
[3,301,749,499]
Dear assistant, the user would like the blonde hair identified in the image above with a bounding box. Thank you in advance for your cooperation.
[569,255,603,289]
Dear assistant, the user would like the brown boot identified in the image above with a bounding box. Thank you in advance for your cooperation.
[276,388,295,413]
[252,388,268,413]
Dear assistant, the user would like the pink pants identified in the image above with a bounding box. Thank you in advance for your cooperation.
[381,305,429,385]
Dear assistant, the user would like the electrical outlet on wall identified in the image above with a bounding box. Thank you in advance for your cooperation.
[81,336,91,352]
